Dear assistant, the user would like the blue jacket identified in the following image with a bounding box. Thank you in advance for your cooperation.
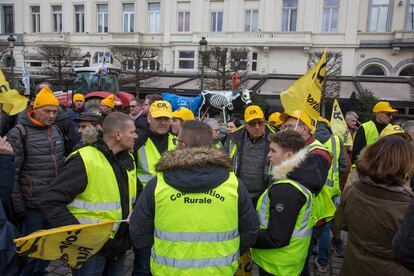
[0,203,19,275]
[0,154,14,219]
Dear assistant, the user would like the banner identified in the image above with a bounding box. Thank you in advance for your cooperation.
[280,49,327,129]
[22,63,30,96]
[330,99,353,146]
[14,221,114,269]
[0,69,29,115]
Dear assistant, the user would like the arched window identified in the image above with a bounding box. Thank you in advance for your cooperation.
[399,65,414,77]
[3,56,14,67]
[361,65,385,76]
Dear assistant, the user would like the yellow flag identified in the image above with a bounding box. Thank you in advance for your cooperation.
[14,221,114,269]
[0,69,29,115]
[330,99,353,146]
[280,49,327,129]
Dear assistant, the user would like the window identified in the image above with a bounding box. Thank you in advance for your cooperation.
[322,0,339,32]
[282,0,298,32]
[31,6,40,33]
[245,10,258,32]
[3,6,14,34]
[178,11,190,32]
[122,59,160,71]
[230,51,248,71]
[399,65,414,77]
[362,65,385,76]
[97,4,108,33]
[369,0,390,32]
[252,52,258,71]
[74,5,85,33]
[210,12,223,32]
[4,56,14,67]
[178,51,195,69]
[123,3,135,32]
[148,2,160,33]
[52,5,63,32]
[407,0,414,30]
[93,52,113,64]
[29,62,42,67]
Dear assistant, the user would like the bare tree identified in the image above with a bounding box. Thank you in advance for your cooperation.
[37,45,82,90]
[308,50,343,116]
[110,46,161,97]
[201,47,250,90]
[0,44,9,62]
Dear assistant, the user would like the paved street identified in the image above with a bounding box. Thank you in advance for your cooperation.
[46,249,345,276]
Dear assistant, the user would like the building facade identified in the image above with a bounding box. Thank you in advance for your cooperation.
[0,0,413,100]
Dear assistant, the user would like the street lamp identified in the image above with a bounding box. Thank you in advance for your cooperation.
[199,36,208,91]
[7,34,15,88]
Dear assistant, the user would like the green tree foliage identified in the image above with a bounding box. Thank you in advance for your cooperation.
[355,88,378,123]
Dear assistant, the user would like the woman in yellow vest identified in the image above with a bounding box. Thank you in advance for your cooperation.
[129,120,259,276]
[251,130,320,276]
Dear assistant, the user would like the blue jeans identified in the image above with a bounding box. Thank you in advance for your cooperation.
[317,222,331,266]
[72,253,125,276]
[19,208,49,276]
[132,247,151,276]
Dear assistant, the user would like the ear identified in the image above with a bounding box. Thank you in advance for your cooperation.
[285,151,294,159]
[113,130,121,141]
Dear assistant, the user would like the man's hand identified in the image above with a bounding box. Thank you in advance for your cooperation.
[0,136,13,155]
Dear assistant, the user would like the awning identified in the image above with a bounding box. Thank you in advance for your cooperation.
[359,82,413,101]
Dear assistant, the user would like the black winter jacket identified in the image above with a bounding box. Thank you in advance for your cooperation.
[0,154,14,220]
[393,199,414,272]
[129,146,259,256]
[252,148,326,249]
[7,108,65,215]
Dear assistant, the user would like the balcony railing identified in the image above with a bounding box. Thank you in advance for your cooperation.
[193,32,312,45]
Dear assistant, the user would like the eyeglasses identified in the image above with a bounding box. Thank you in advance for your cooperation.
[382,112,392,117]
[172,137,184,146]
[247,120,265,127]
[283,122,304,130]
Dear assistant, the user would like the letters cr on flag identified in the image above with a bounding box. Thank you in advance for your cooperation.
[0,68,29,115]
[280,50,327,129]
[14,221,115,269]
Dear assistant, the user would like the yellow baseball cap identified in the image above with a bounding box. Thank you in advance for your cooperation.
[373,101,398,113]
[268,112,283,127]
[379,124,410,140]
[73,93,85,103]
[318,116,331,127]
[280,110,315,133]
[244,105,264,123]
[172,107,195,121]
[150,100,172,118]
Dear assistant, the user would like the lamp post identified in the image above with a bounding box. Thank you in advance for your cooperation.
[7,34,15,88]
[199,36,208,92]
[83,51,91,67]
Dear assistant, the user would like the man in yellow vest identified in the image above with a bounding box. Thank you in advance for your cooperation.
[280,110,334,275]
[40,112,137,275]
[129,120,259,276]
[251,130,316,276]
[170,107,195,136]
[135,100,176,188]
[351,101,397,163]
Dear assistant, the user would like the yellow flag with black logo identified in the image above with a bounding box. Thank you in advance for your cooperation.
[330,99,353,146]
[0,68,29,115]
[14,221,114,269]
[280,49,327,129]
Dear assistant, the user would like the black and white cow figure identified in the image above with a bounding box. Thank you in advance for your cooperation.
[199,89,252,123]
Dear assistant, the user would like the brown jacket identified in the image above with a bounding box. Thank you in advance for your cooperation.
[336,178,413,276]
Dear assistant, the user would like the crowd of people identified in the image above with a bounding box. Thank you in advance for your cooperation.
[0,83,413,276]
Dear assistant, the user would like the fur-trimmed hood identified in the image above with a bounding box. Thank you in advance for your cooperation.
[156,146,232,171]
[271,148,308,180]
[155,147,232,193]
[271,148,326,193]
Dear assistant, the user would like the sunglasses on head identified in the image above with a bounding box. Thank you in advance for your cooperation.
[247,120,265,127]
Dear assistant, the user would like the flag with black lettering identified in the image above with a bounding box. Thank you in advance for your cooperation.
[280,49,327,129]
[14,221,114,269]
[330,99,353,146]
[0,68,29,115]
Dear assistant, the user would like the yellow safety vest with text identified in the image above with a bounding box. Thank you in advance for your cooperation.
[136,134,176,186]
[361,120,385,146]
[67,146,137,237]
[306,140,336,223]
[251,179,313,276]
[151,172,240,276]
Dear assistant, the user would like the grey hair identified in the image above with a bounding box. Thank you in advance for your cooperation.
[402,120,414,135]
[203,118,219,128]
[345,111,358,120]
